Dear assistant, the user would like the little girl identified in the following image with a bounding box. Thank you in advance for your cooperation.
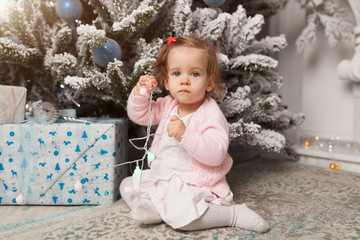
[120,36,269,233]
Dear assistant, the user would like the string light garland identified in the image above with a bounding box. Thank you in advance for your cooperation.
[6,87,358,202]
[127,89,160,197]
[301,135,360,172]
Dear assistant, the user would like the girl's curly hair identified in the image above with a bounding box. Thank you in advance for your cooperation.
[153,35,223,94]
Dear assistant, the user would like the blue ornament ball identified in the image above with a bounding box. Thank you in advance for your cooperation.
[91,39,122,68]
[56,0,83,22]
[203,0,226,7]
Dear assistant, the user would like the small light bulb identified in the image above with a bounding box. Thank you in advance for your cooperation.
[75,180,82,191]
[134,166,142,176]
[329,163,339,171]
[328,144,333,152]
[147,151,155,162]
[304,139,311,149]
[16,194,24,204]
[139,88,148,96]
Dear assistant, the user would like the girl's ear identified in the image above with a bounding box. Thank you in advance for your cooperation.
[165,80,170,91]
[206,78,214,92]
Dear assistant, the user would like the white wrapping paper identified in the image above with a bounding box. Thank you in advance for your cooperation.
[0,85,27,124]
[0,118,128,205]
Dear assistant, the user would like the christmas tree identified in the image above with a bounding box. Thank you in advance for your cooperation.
[0,0,350,157]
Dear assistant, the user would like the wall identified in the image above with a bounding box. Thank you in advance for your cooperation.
[269,1,356,141]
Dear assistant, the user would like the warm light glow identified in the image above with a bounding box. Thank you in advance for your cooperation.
[304,139,311,149]
[0,0,7,9]
[0,0,9,12]
[0,0,11,21]
[329,163,339,172]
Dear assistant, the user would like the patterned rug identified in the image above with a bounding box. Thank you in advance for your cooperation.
[0,159,359,240]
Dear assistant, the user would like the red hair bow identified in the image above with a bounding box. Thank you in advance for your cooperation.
[167,36,176,46]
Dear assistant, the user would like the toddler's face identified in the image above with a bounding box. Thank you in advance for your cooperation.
[165,46,213,109]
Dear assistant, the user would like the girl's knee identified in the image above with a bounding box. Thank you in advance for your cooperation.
[120,176,133,186]
[120,177,133,193]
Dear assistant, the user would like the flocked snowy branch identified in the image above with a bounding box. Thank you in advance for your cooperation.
[220,86,252,118]
[295,0,354,53]
[0,38,41,65]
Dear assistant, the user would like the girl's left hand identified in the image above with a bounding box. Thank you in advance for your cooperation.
[167,115,186,142]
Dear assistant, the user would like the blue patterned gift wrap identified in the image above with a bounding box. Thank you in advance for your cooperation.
[0,118,128,205]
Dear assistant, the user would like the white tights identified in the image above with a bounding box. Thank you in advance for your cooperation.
[120,176,269,233]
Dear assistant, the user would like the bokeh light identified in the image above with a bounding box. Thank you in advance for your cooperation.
[0,0,12,21]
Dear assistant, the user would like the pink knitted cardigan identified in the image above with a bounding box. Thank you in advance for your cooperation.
[127,91,233,197]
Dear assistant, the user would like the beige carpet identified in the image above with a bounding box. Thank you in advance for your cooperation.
[0,159,359,240]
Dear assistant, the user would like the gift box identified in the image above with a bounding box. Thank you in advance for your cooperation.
[0,85,27,124]
[0,118,128,205]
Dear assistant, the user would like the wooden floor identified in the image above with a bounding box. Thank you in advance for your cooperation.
[0,206,77,225]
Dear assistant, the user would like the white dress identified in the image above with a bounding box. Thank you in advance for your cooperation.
[132,105,234,229]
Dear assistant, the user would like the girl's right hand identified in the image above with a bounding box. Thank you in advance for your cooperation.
[134,75,158,96]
